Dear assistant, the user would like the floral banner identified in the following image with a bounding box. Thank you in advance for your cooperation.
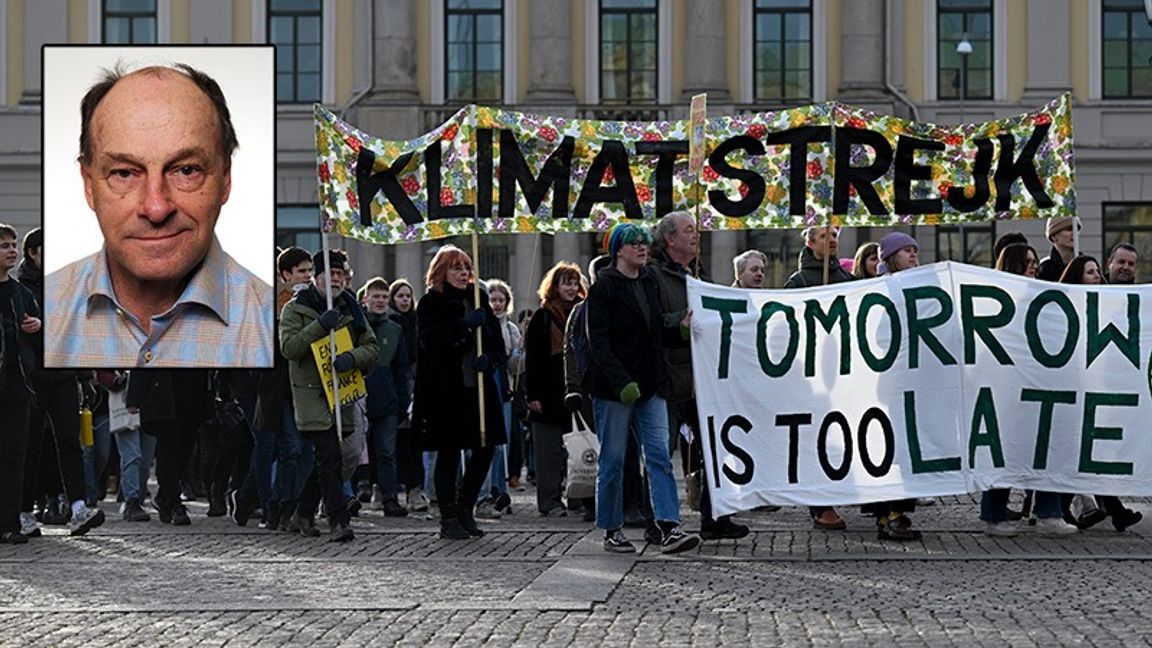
[314,94,1074,245]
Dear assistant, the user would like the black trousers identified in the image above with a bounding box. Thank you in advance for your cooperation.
[24,377,86,507]
[150,417,201,512]
[298,428,348,527]
[395,424,424,491]
[0,383,32,533]
[434,446,495,509]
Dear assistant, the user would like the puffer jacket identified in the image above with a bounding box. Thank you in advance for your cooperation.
[783,247,854,288]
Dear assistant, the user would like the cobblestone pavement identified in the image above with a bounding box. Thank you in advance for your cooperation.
[3,490,1151,646]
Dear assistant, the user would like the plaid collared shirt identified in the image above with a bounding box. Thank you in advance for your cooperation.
[44,237,273,368]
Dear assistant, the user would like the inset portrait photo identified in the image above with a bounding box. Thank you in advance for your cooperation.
[42,46,275,368]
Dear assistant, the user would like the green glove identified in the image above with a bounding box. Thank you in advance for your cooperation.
[619,382,641,405]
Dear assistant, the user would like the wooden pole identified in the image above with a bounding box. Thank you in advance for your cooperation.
[472,230,487,445]
[321,230,343,439]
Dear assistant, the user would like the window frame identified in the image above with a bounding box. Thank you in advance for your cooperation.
[1102,202,1152,281]
[267,0,324,105]
[101,0,159,44]
[936,0,994,101]
[598,0,660,105]
[275,205,324,257]
[444,0,505,104]
[933,222,997,266]
[751,0,814,104]
[1101,0,1152,99]
[923,0,1005,101]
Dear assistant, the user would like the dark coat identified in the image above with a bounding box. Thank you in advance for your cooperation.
[524,306,570,425]
[365,310,410,419]
[125,369,211,426]
[389,307,418,371]
[412,283,507,450]
[0,277,40,395]
[647,250,705,404]
[783,247,854,288]
[583,265,680,403]
[1036,246,1068,282]
[253,343,290,432]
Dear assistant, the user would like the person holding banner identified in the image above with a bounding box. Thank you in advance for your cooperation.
[650,212,749,541]
[979,243,1078,537]
[280,249,379,543]
[1056,255,1143,533]
[784,225,853,532]
[585,223,700,554]
[851,242,880,280]
[870,232,926,541]
[412,245,507,540]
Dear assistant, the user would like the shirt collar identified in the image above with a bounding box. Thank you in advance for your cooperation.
[85,237,231,324]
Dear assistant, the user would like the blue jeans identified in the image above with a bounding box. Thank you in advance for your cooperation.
[114,425,156,503]
[370,414,400,499]
[275,401,315,518]
[980,489,1063,522]
[593,395,680,531]
[83,413,113,503]
[236,426,277,515]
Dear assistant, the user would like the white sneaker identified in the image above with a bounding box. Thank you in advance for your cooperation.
[916,497,937,506]
[474,499,502,520]
[369,485,385,511]
[19,512,41,538]
[983,521,1019,537]
[1034,517,1078,536]
[407,487,430,513]
[68,506,106,536]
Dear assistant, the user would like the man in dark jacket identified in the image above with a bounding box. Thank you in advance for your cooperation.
[0,224,42,544]
[648,211,749,541]
[359,276,410,517]
[126,369,212,525]
[783,224,853,288]
[280,249,378,542]
[1036,216,1080,281]
[783,225,851,531]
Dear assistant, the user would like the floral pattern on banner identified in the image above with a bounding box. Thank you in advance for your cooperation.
[314,95,1074,245]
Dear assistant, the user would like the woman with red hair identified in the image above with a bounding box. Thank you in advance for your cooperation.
[412,245,507,540]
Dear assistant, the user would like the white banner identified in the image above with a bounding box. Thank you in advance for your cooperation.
[687,263,1152,516]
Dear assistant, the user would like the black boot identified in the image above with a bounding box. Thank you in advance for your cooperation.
[207,485,227,517]
[439,504,470,540]
[456,493,485,537]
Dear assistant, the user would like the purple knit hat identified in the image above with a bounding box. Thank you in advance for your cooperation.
[878,232,918,262]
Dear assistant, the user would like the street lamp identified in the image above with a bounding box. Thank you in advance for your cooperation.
[956,34,972,262]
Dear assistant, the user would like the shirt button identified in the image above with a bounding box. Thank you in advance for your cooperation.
[144,350,153,363]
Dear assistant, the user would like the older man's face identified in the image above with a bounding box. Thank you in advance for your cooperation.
[81,70,231,289]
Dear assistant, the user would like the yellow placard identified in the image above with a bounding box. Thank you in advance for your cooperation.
[309,326,367,412]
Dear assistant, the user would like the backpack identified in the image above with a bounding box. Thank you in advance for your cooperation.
[567,301,593,381]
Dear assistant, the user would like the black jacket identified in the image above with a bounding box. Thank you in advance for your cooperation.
[1036,246,1068,282]
[125,370,211,427]
[647,249,705,404]
[583,265,681,403]
[412,283,507,450]
[524,306,570,425]
[0,277,39,395]
[783,247,854,288]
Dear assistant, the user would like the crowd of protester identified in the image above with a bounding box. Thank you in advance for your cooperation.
[0,215,1144,547]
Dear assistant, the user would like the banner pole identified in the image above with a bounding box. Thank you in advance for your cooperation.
[321,228,343,439]
[823,106,835,286]
[472,230,487,445]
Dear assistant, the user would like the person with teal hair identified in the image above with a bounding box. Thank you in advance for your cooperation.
[581,222,700,554]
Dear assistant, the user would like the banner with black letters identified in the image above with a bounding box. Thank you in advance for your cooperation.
[687,266,1152,516]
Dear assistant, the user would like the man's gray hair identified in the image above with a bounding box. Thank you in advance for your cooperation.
[732,249,767,279]
[650,210,694,256]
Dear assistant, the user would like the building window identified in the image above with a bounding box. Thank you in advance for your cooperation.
[1103,203,1152,281]
[276,206,322,256]
[103,0,157,43]
[753,0,812,103]
[935,223,995,266]
[445,0,504,103]
[1102,0,1152,98]
[600,0,658,104]
[937,0,992,100]
[269,0,322,104]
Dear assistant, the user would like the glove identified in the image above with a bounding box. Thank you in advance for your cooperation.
[318,308,341,331]
[619,382,641,405]
[472,354,491,373]
[463,308,486,329]
[333,352,355,372]
[564,392,584,413]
